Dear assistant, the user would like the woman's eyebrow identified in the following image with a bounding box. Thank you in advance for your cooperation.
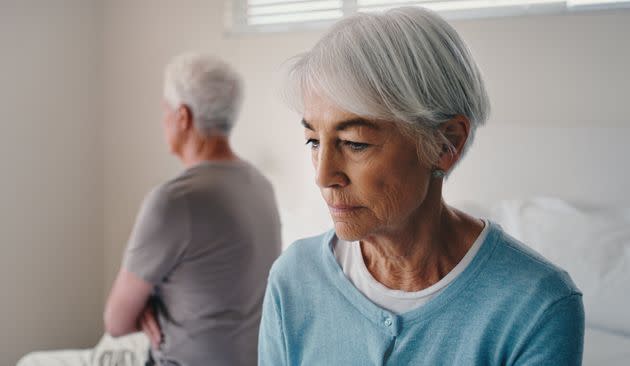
[301,119,314,131]
[336,118,380,131]
[301,118,380,131]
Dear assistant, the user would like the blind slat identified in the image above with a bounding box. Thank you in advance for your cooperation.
[249,1,342,16]
[358,0,565,11]
[568,0,630,8]
[249,10,343,24]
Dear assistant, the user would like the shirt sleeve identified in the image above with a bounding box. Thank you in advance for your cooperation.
[512,293,585,366]
[258,271,287,366]
[122,185,190,285]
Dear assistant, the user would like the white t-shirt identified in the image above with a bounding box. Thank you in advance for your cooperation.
[334,220,490,314]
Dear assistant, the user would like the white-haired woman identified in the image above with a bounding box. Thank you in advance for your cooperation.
[258,7,583,365]
[104,53,281,366]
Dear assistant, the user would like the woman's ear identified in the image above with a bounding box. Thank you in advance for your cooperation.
[435,115,471,172]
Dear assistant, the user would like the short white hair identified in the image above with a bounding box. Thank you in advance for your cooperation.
[285,7,490,171]
[164,53,242,136]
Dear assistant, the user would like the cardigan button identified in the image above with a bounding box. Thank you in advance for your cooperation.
[384,318,392,327]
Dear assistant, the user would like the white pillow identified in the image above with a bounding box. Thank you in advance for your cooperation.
[91,332,149,366]
[490,197,630,335]
[453,201,491,219]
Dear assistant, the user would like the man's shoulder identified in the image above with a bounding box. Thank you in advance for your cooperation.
[144,180,185,206]
[134,180,191,226]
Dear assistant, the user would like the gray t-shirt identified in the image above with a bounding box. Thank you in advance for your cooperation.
[123,160,282,366]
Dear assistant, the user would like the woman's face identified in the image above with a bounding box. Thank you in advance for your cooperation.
[303,94,433,241]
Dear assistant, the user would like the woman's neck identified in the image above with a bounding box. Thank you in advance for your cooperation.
[359,193,483,292]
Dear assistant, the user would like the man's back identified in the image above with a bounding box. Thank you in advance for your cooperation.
[123,160,282,366]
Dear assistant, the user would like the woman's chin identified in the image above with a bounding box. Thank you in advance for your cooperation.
[333,220,367,242]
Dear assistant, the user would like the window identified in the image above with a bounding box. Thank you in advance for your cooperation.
[228,0,630,33]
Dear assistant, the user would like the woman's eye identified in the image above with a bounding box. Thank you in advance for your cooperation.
[343,141,370,151]
[305,138,320,149]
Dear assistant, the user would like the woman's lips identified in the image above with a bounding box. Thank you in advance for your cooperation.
[327,205,362,216]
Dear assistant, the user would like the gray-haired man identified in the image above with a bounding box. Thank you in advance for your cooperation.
[104,53,282,366]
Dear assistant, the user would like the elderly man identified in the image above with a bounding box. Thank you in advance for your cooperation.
[104,53,282,366]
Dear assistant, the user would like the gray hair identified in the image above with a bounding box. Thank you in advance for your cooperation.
[284,7,490,172]
[164,53,242,136]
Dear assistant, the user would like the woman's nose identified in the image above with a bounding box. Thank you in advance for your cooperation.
[315,145,349,189]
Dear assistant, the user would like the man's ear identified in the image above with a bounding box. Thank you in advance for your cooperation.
[175,105,193,131]
[435,115,471,172]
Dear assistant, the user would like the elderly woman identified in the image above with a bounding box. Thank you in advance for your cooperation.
[104,53,282,365]
[258,7,584,366]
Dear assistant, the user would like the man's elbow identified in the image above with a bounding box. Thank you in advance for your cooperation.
[104,268,153,337]
[104,324,128,338]
[103,307,136,337]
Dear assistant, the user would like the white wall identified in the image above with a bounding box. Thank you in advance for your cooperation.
[102,1,630,290]
[0,1,103,364]
[445,11,630,207]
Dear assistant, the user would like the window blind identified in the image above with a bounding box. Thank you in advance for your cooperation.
[229,0,630,33]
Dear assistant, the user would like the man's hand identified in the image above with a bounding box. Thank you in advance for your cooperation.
[139,305,162,349]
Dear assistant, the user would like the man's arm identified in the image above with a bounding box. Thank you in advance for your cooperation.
[104,185,188,338]
[104,268,153,337]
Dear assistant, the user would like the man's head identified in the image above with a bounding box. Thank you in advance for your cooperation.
[162,53,242,155]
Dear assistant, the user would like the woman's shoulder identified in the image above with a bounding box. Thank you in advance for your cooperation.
[487,223,582,299]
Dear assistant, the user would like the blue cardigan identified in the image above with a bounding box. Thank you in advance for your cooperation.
[258,222,584,365]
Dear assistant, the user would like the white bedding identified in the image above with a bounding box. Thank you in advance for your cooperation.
[17,333,149,366]
[584,327,630,365]
[18,328,629,365]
